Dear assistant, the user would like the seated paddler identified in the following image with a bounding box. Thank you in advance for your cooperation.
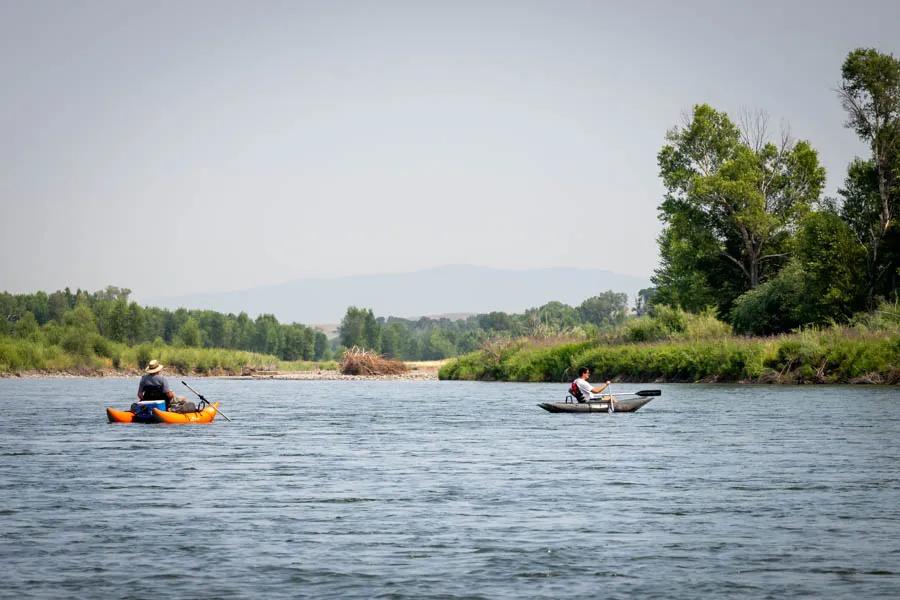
[569,367,612,405]
[134,359,190,412]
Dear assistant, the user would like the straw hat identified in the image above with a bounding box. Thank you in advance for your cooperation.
[145,359,163,374]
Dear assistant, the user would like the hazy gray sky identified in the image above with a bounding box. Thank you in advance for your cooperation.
[2,0,898,298]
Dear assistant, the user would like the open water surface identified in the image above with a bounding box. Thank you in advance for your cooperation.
[0,379,899,599]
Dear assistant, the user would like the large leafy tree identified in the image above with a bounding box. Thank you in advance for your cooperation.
[254,314,283,355]
[653,200,738,312]
[523,301,580,335]
[281,324,315,360]
[379,322,408,358]
[477,311,516,333]
[177,317,203,347]
[838,48,900,303]
[730,212,866,334]
[654,104,825,314]
[577,291,628,327]
[838,158,899,303]
[634,288,657,316]
[339,306,381,351]
[794,211,867,321]
[314,331,329,360]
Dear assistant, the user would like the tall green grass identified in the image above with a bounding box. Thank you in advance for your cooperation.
[0,335,326,376]
[439,304,900,384]
[277,359,339,372]
[0,336,90,373]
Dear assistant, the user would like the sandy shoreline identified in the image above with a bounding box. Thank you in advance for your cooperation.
[223,370,438,381]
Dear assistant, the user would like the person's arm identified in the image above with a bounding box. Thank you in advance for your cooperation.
[591,381,611,394]
[137,378,144,401]
[161,377,175,400]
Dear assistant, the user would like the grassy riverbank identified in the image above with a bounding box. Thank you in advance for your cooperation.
[439,306,900,384]
[0,336,336,376]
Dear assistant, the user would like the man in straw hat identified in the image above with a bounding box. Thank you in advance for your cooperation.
[135,359,191,412]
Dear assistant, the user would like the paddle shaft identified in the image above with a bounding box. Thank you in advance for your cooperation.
[182,381,232,421]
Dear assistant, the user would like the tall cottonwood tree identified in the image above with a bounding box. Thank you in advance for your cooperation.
[838,158,897,304]
[339,306,381,351]
[654,104,825,314]
[838,48,900,303]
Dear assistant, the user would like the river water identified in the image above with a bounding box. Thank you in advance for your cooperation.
[0,379,898,599]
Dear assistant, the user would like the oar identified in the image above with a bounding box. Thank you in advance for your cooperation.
[616,389,662,397]
[181,381,232,421]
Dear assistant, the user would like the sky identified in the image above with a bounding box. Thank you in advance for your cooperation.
[1,0,898,299]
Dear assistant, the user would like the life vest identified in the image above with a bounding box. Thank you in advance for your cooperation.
[569,381,585,401]
[141,383,168,401]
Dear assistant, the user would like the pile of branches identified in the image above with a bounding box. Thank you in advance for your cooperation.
[340,346,407,376]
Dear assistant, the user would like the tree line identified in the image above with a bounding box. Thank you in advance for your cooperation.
[652,48,899,334]
[1,285,631,362]
[0,286,329,361]
[336,291,630,360]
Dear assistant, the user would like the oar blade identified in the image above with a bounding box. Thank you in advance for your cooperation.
[636,389,662,397]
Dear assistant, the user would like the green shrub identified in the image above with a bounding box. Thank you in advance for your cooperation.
[135,344,153,370]
[440,352,491,380]
[731,264,806,335]
[652,304,688,334]
[92,335,114,358]
[622,306,730,343]
[439,320,899,384]
[61,329,93,357]
[0,338,30,371]
[624,316,670,342]
[850,300,900,334]
[503,341,592,382]
[683,308,732,339]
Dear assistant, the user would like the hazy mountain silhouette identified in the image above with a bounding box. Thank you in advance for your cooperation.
[149,265,650,324]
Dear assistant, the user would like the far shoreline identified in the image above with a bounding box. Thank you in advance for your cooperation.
[3,368,896,385]
[1,361,445,382]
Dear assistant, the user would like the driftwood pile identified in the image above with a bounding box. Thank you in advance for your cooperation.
[340,346,407,376]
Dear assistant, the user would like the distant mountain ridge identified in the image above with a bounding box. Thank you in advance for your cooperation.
[148,265,651,324]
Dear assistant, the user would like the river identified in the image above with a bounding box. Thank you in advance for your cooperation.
[1,379,898,599]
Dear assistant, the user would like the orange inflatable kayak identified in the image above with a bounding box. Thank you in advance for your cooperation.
[106,407,139,423]
[153,402,220,424]
[106,402,220,424]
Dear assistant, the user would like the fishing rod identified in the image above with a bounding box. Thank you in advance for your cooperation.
[181,381,232,421]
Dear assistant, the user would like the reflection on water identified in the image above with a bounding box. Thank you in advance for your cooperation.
[1,379,898,598]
